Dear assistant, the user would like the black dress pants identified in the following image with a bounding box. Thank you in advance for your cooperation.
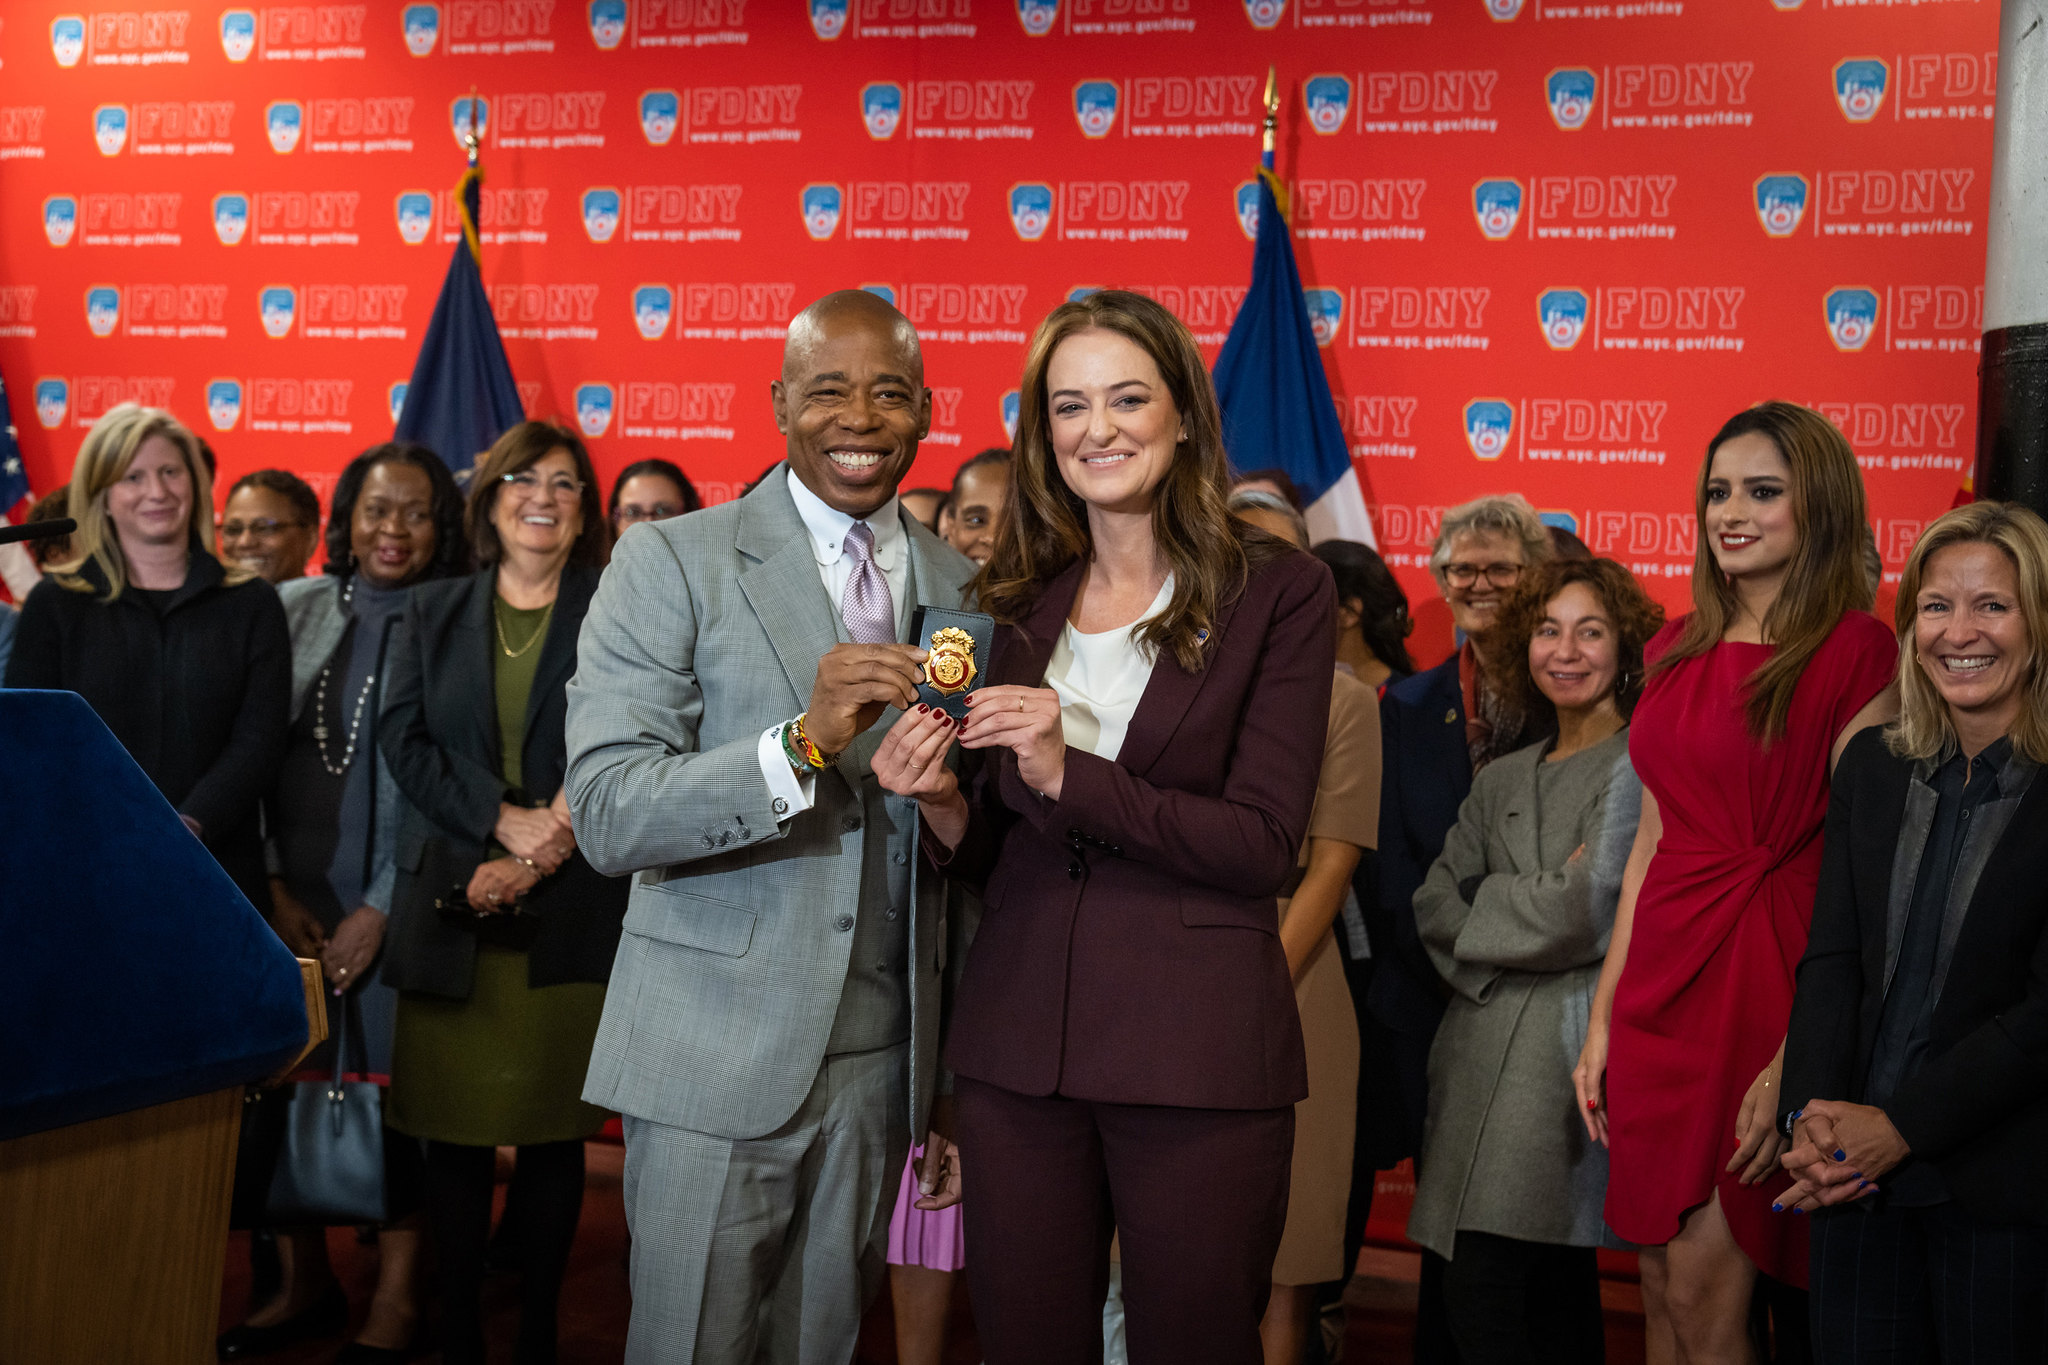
[426,1138,586,1365]
[1440,1231,1603,1365]
[1809,1200,2048,1364]
[955,1076,1294,1365]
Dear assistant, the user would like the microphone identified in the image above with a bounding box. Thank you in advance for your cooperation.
[0,517,76,547]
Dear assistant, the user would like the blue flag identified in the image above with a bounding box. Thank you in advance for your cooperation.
[0,375,30,519]
[394,166,523,474]
[1213,168,1375,546]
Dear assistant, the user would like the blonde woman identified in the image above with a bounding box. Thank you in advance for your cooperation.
[5,402,289,912]
[1780,502,2048,1363]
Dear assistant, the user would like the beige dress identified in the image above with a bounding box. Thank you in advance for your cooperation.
[1272,668,1382,1285]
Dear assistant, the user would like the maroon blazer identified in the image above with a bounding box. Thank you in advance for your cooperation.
[937,549,1336,1111]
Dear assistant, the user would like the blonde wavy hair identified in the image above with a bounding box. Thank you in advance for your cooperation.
[55,402,245,600]
[1889,501,2048,765]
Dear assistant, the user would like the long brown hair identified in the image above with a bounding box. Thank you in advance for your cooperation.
[1652,401,1873,742]
[975,290,1287,672]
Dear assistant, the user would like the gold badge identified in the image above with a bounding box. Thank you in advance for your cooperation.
[924,625,978,696]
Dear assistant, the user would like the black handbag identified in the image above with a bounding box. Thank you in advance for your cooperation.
[265,990,388,1225]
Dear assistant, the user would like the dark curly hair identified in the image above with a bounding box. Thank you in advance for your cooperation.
[1313,539,1415,678]
[1481,557,1666,729]
[322,441,469,582]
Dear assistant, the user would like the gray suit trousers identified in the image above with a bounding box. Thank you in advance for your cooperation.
[620,1043,911,1365]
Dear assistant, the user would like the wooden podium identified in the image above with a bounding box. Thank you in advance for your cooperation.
[0,693,322,1365]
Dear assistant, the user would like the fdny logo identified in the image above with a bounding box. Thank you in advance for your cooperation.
[1485,0,1525,18]
[403,5,440,56]
[860,284,897,305]
[51,17,86,68]
[1834,58,1889,123]
[1235,181,1261,240]
[1068,286,1102,302]
[451,97,489,149]
[1546,68,1597,131]
[634,285,673,340]
[640,90,679,145]
[861,83,903,140]
[1001,390,1021,442]
[85,286,121,337]
[388,382,409,425]
[588,0,626,48]
[802,183,842,240]
[1464,399,1514,461]
[94,105,129,156]
[1824,287,1879,352]
[207,380,244,432]
[581,187,620,242]
[809,0,848,40]
[36,379,70,430]
[260,286,297,338]
[396,192,434,244]
[1009,183,1053,241]
[214,193,251,245]
[1472,179,1524,240]
[1538,289,1589,350]
[267,101,304,154]
[575,383,615,437]
[1016,0,1057,36]
[1243,0,1286,30]
[1753,174,1809,238]
[43,196,77,248]
[1303,76,1352,135]
[1074,81,1119,138]
[1303,289,1343,347]
[220,9,257,61]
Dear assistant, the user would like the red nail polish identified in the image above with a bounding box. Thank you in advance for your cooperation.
[1586,1099,1598,1111]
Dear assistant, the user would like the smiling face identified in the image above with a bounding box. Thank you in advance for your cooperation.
[491,449,584,563]
[107,434,194,554]
[1528,580,1620,714]
[1914,540,2032,739]
[1703,431,1797,588]
[772,296,929,518]
[1045,327,1184,519]
[220,483,317,584]
[944,462,1012,565]
[351,459,438,589]
[1440,528,1527,638]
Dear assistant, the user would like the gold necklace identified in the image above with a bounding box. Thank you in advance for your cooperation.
[495,599,553,658]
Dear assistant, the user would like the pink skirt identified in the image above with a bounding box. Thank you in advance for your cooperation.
[886,1146,965,1271]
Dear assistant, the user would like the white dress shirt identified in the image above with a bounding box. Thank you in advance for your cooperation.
[1044,576,1174,763]
[758,468,910,819]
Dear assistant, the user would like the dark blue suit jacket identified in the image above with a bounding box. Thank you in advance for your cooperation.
[1369,653,1468,1041]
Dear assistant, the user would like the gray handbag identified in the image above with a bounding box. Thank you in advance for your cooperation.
[266,991,387,1225]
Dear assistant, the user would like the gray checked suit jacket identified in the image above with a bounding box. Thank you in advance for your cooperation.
[565,468,979,1142]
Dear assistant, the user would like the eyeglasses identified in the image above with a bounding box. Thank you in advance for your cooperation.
[614,503,683,526]
[219,518,304,539]
[358,500,434,530]
[501,471,585,501]
[1442,562,1523,589]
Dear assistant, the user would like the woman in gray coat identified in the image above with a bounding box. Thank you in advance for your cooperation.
[1407,557,1664,1364]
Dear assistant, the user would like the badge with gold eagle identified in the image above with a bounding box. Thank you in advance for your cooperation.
[909,605,995,720]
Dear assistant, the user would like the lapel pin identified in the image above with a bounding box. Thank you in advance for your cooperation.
[1195,628,1210,645]
[1445,708,1458,724]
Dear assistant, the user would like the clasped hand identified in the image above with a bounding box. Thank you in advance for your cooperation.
[875,685,1067,801]
[1775,1099,1910,1212]
[805,642,929,757]
[476,789,577,912]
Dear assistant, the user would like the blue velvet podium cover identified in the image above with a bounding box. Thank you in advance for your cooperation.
[0,689,308,1140]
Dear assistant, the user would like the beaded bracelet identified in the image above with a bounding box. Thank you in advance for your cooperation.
[783,712,831,772]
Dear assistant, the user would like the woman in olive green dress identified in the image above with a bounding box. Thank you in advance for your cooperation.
[378,421,626,1365]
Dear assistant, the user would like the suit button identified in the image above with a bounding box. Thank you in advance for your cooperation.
[834,913,854,932]
[773,797,790,815]
[886,909,899,921]
[715,831,730,847]
[844,816,862,832]
[894,852,908,865]
[702,835,716,848]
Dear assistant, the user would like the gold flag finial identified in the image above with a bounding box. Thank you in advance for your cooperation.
[463,84,482,166]
[1261,65,1278,156]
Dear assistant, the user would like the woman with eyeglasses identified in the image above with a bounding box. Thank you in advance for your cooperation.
[377,421,628,1365]
[606,457,700,538]
[220,469,323,586]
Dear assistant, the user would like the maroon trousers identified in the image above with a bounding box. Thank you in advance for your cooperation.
[955,1076,1295,1364]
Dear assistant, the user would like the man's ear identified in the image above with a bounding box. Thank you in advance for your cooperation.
[916,385,934,440]
[769,378,790,435]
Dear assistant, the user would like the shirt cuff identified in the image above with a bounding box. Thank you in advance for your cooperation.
[759,726,816,822]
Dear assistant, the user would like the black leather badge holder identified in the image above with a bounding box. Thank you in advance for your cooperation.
[909,605,995,720]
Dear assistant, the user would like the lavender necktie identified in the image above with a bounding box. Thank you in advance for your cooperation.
[840,520,895,645]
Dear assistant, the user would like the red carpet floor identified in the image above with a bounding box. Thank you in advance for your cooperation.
[219,1141,1648,1363]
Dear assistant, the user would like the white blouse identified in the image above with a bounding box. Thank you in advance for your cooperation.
[1045,576,1174,763]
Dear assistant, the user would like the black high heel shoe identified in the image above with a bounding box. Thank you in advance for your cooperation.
[216,1282,348,1360]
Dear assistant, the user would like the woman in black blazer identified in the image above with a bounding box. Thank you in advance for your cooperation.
[1780,500,2048,1363]
[4,402,287,910]
[377,421,625,1365]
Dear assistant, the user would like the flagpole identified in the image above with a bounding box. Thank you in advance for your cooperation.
[1261,65,1278,170]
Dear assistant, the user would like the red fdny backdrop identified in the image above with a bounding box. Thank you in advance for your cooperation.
[0,0,2000,650]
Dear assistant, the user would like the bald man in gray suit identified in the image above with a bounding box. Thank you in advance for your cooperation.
[566,291,975,1363]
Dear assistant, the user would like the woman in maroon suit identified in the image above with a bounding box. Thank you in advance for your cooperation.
[874,290,1336,1363]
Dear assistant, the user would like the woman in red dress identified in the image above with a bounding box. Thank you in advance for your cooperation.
[1572,402,1898,1362]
